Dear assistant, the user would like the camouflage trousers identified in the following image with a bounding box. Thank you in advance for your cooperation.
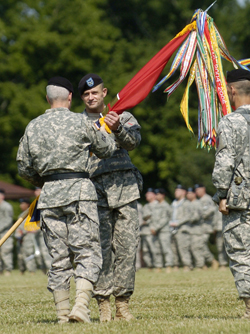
[202,234,215,264]
[140,234,154,268]
[216,231,228,266]
[0,230,13,272]
[93,200,139,298]
[17,233,38,273]
[223,210,250,298]
[35,230,52,270]
[173,231,192,267]
[190,234,205,268]
[40,201,102,292]
[171,231,192,267]
[152,232,173,268]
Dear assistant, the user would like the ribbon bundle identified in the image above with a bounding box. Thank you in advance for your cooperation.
[153,5,250,148]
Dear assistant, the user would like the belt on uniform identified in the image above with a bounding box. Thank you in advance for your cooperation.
[44,172,89,182]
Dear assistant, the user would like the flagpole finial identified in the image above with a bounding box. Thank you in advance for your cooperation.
[205,1,217,12]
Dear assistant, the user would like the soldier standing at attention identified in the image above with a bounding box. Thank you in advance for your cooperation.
[186,187,204,270]
[212,210,228,270]
[212,69,250,318]
[78,73,142,322]
[17,76,117,324]
[33,187,52,273]
[150,188,173,273]
[0,189,13,276]
[170,185,191,271]
[142,188,158,270]
[194,184,219,269]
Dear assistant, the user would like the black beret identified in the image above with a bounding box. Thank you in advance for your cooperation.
[155,188,166,195]
[146,188,155,193]
[78,73,103,96]
[227,69,250,83]
[47,76,74,93]
[0,189,5,194]
[176,184,186,190]
[194,183,204,189]
[19,198,31,204]
[187,187,194,193]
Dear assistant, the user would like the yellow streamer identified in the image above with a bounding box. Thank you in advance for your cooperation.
[99,117,112,134]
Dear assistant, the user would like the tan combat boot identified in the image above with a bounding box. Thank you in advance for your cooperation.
[211,259,219,270]
[242,298,250,319]
[114,296,134,321]
[68,279,93,323]
[97,297,112,322]
[183,266,191,272]
[53,290,70,324]
[166,267,172,274]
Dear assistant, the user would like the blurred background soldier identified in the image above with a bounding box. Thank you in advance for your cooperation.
[15,198,39,274]
[0,189,14,276]
[186,187,204,270]
[136,201,143,270]
[212,210,228,270]
[150,188,173,273]
[79,73,142,322]
[141,188,157,270]
[34,187,52,273]
[194,184,219,269]
[170,185,191,271]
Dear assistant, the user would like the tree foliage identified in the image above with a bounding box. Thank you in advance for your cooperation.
[0,0,248,199]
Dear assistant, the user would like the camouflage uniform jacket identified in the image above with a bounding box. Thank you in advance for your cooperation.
[150,200,172,233]
[83,110,142,208]
[212,106,250,230]
[170,198,190,233]
[17,107,117,209]
[0,200,13,233]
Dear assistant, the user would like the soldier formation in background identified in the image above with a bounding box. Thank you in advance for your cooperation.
[137,184,228,272]
[0,190,51,276]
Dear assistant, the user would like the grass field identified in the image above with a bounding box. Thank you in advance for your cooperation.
[0,267,250,334]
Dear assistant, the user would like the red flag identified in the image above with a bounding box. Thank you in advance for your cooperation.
[110,30,191,115]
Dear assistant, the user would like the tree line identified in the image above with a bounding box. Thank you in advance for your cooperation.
[0,0,248,200]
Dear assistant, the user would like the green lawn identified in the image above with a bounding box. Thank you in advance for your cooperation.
[0,267,249,334]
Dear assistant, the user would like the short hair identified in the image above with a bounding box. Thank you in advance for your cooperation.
[232,80,250,96]
[46,85,70,103]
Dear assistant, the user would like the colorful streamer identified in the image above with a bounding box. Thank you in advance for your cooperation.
[152,7,250,148]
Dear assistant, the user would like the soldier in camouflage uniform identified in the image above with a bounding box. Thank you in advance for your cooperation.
[141,188,158,269]
[212,69,250,318]
[150,188,173,273]
[194,184,219,269]
[136,201,143,270]
[78,73,141,322]
[33,188,52,273]
[17,76,117,324]
[15,199,39,274]
[0,189,13,276]
[186,188,204,270]
[212,209,228,270]
[170,185,192,271]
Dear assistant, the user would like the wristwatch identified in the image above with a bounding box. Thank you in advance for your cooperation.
[113,123,123,134]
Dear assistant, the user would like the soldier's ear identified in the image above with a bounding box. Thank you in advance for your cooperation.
[46,95,51,105]
[103,88,108,98]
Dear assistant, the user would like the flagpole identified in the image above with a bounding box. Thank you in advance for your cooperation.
[0,208,29,247]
